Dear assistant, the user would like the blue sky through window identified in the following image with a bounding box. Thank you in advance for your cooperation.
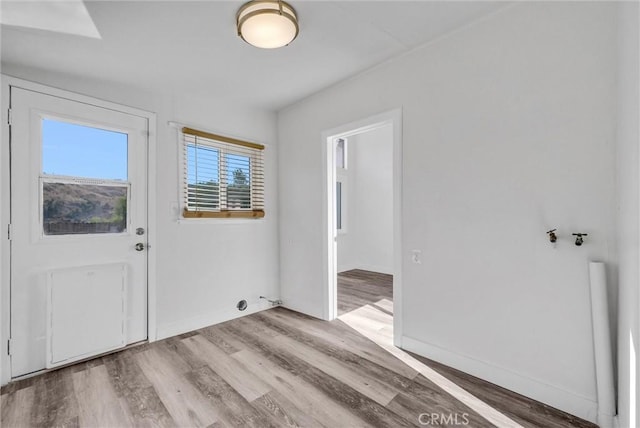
[186,145,250,185]
[187,144,219,184]
[42,119,128,180]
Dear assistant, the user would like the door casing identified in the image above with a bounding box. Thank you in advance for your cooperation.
[321,108,403,347]
[0,75,158,385]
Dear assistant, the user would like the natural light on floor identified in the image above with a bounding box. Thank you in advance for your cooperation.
[339,299,525,428]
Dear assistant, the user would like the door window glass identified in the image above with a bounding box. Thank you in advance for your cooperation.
[42,119,127,180]
[43,182,128,235]
[41,119,129,235]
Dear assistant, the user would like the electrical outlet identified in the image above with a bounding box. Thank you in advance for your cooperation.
[411,250,422,264]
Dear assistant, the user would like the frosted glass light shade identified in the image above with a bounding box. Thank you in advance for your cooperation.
[237,1,298,49]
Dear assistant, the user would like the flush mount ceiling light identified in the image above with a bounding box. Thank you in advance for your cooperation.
[237,0,298,49]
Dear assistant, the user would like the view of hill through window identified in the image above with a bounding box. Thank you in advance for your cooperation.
[41,119,129,235]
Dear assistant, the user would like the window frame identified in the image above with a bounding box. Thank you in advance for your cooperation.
[179,127,265,220]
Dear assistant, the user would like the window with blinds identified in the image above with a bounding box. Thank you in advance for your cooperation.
[182,127,264,218]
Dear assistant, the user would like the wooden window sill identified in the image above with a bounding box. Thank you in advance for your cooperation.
[183,209,265,219]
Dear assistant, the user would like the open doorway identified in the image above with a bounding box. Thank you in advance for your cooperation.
[322,109,402,347]
[335,126,393,318]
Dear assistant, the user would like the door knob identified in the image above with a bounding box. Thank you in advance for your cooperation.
[135,243,145,251]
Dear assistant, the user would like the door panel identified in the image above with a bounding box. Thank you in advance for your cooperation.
[10,87,148,377]
[47,263,127,367]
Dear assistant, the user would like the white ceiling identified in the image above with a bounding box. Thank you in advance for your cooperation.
[1,1,508,111]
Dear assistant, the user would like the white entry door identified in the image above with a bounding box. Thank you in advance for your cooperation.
[9,87,148,378]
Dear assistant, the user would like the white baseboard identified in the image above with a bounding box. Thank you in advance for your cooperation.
[156,300,273,340]
[280,300,325,321]
[337,263,357,274]
[401,336,598,424]
[338,263,393,275]
[355,263,394,275]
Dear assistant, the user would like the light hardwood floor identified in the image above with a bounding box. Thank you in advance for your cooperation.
[338,270,393,316]
[0,270,596,427]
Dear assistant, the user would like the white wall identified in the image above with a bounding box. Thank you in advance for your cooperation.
[336,158,356,272]
[278,2,618,421]
[615,2,640,427]
[0,64,280,347]
[337,125,393,274]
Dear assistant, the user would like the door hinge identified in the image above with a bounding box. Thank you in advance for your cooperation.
[7,224,12,241]
[7,108,12,126]
[7,339,12,356]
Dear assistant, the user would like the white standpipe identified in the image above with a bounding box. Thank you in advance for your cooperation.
[588,261,616,427]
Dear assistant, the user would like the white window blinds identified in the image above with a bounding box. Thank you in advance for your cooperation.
[182,127,264,218]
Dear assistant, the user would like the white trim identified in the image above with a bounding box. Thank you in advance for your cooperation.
[4,76,153,119]
[147,113,158,342]
[0,75,158,384]
[337,264,394,276]
[402,335,598,424]
[337,264,358,274]
[156,300,273,340]
[1,77,11,385]
[321,108,403,347]
[354,264,394,276]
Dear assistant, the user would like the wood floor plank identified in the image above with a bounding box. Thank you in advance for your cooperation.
[154,337,200,373]
[338,284,389,300]
[231,348,368,427]
[136,347,219,427]
[339,304,392,338]
[0,385,37,428]
[186,365,272,428]
[259,308,419,379]
[373,297,394,313]
[31,367,79,428]
[220,321,415,427]
[271,333,399,406]
[103,351,175,428]
[198,325,244,355]
[72,365,134,428]
[337,270,392,316]
[253,312,415,395]
[122,386,176,428]
[386,391,495,428]
[251,390,321,428]
[181,334,272,402]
